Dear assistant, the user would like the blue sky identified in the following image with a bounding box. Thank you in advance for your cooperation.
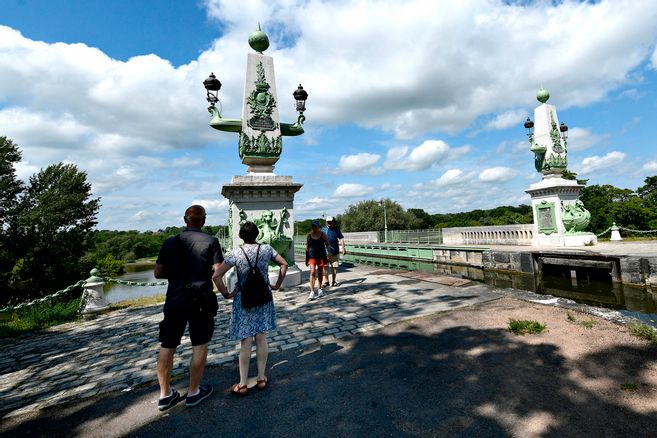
[2,0,657,231]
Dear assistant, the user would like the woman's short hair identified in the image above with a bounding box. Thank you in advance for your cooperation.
[239,221,259,243]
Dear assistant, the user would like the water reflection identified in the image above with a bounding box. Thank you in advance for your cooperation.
[104,263,166,304]
[343,254,657,317]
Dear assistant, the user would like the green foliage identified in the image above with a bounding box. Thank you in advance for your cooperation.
[96,254,124,277]
[579,179,657,234]
[507,319,547,335]
[338,199,421,232]
[628,322,657,346]
[0,296,81,338]
[580,319,596,329]
[565,310,596,328]
[6,163,100,302]
[1,141,101,306]
[620,383,638,391]
[0,137,24,296]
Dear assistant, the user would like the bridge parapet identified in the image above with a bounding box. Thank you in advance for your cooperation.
[442,224,534,246]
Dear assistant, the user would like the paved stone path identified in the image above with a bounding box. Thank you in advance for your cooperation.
[0,263,503,418]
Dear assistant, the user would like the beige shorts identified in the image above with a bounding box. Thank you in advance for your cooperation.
[329,253,340,266]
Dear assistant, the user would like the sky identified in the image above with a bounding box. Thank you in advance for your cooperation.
[2,0,657,231]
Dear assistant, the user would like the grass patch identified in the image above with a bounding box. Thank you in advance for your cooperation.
[508,319,547,335]
[621,383,638,391]
[628,322,657,346]
[0,296,82,338]
[565,311,597,329]
[580,319,597,329]
[109,294,166,310]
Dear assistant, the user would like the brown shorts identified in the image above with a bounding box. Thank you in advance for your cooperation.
[307,258,328,267]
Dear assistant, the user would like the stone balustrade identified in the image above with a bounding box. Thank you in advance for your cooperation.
[442,224,534,246]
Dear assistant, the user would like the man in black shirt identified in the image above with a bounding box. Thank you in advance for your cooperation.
[154,205,224,410]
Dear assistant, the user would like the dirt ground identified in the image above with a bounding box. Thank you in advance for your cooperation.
[2,296,656,437]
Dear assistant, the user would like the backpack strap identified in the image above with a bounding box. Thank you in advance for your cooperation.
[240,244,260,269]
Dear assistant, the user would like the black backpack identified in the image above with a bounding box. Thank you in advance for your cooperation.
[239,245,273,309]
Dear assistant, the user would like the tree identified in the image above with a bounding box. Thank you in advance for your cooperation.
[0,137,24,294]
[339,199,419,232]
[10,163,100,300]
[579,184,657,233]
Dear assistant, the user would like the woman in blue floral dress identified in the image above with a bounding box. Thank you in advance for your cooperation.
[213,221,288,395]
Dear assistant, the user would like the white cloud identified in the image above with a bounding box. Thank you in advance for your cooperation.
[384,140,450,171]
[336,152,381,174]
[202,0,657,138]
[430,169,468,187]
[642,160,657,172]
[478,167,517,182]
[485,109,526,131]
[333,183,374,198]
[566,127,610,152]
[190,199,229,214]
[576,151,626,175]
[3,0,657,229]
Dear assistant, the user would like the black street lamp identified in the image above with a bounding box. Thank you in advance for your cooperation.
[293,84,308,115]
[203,72,222,107]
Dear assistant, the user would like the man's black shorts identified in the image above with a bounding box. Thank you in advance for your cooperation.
[159,308,215,348]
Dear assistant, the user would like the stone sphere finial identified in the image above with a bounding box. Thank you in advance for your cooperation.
[537,87,550,103]
[248,23,270,53]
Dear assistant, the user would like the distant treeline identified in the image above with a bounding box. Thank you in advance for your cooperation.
[82,226,228,276]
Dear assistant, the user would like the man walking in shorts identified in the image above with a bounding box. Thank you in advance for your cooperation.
[322,216,345,287]
[154,205,223,410]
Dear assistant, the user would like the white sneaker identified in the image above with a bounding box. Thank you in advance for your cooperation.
[317,288,324,297]
[308,290,317,300]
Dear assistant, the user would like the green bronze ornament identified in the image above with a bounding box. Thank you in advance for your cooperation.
[246,61,278,132]
[248,23,270,53]
[561,200,591,234]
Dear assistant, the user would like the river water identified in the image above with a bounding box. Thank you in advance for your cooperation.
[103,263,165,304]
[342,253,657,322]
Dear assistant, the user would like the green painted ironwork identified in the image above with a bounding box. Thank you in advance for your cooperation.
[535,201,558,235]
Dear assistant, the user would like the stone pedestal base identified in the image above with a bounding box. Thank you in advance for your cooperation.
[221,174,303,287]
[526,176,596,247]
[223,265,302,294]
[533,233,597,247]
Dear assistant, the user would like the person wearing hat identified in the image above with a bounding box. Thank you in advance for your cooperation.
[305,219,332,300]
[321,216,345,287]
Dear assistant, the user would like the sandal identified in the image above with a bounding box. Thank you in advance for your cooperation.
[331,282,338,287]
[230,383,248,396]
[256,377,268,390]
[322,282,330,288]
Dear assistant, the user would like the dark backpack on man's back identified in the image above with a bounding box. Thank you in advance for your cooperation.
[239,245,272,309]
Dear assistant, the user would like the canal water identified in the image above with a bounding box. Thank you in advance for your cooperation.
[104,262,165,304]
[342,253,657,322]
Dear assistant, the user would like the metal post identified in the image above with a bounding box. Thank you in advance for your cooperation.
[383,202,388,243]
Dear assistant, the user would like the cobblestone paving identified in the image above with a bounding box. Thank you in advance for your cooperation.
[0,264,502,418]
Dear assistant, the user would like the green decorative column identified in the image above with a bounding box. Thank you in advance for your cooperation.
[524,88,596,246]
[207,25,307,287]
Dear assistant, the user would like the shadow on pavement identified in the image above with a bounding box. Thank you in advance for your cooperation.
[3,313,656,437]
